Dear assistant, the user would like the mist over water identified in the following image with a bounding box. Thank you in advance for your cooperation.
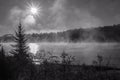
[2,42,120,67]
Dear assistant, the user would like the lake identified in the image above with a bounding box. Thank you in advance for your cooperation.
[1,42,120,67]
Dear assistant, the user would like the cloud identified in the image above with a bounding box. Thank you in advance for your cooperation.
[23,15,36,27]
[51,0,66,14]
[24,0,102,34]
[48,0,102,30]
[9,6,36,29]
[9,7,23,26]
[6,0,102,34]
[66,8,102,28]
[49,0,67,30]
[0,25,14,35]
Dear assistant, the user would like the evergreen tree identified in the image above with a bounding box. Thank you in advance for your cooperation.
[0,46,9,80]
[10,23,32,80]
[0,46,5,61]
[11,23,30,64]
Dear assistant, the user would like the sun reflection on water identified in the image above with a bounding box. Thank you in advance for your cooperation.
[28,43,39,55]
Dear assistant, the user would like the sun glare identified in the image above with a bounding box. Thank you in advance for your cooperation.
[30,7,38,14]
[26,1,42,16]
[29,43,39,55]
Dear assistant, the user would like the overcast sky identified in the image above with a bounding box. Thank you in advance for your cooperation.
[0,0,120,35]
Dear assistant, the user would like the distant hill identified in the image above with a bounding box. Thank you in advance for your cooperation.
[1,24,120,42]
[0,34,14,42]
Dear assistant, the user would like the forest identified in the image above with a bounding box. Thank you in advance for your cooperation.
[1,24,120,42]
[0,23,120,80]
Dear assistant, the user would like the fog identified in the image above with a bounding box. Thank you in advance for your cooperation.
[2,42,120,67]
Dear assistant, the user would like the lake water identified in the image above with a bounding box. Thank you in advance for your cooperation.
[1,42,120,67]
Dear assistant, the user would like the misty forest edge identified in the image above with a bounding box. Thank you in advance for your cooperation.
[1,24,120,42]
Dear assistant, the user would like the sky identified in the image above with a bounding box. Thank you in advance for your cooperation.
[0,0,120,35]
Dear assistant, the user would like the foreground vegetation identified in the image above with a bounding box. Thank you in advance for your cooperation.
[0,24,120,80]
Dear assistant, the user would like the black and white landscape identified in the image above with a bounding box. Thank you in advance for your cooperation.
[0,0,120,80]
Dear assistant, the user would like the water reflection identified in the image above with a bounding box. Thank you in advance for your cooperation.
[28,43,39,55]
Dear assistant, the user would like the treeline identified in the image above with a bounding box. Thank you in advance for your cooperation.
[1,24,120,42]
[0,24,120,80]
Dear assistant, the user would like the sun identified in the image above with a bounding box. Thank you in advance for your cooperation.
[30,7,38,15]
[26,1,42,17]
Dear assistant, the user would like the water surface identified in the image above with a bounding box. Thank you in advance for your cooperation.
[2,42,120,67]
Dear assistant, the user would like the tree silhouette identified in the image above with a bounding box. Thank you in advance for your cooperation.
[0,46,10,80]
[60,51,75,80]
[11,23,30,63]
[0,46,5,61]
[93,55,103,67]
[0,46,5,80]
[10,23,32,80]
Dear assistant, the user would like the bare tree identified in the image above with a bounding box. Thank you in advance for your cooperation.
[93,54,103,66]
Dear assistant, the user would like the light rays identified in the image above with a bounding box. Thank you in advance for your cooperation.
[26,1,42,17]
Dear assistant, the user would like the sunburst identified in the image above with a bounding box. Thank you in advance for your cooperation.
[26,1,42,17]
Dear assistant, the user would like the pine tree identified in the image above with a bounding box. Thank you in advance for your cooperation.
[0,46,8,80]
[0,46,5,61]
[11,23,30,65]
[10,23,34,80]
